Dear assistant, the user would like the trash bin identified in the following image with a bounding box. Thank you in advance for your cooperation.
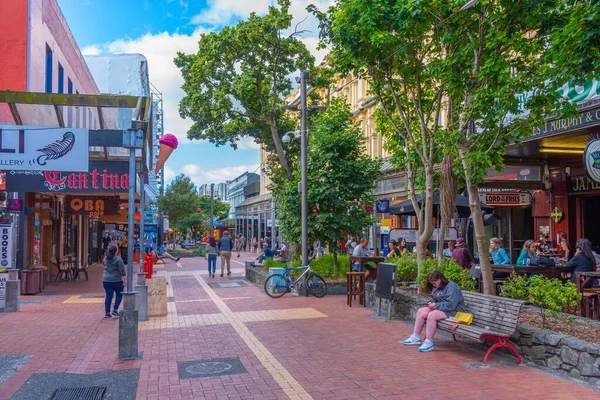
[120,247,128,264]
[199,243,207,257]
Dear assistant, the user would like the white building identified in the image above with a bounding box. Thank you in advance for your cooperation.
[199,182,229,201]
[227,172,259,221]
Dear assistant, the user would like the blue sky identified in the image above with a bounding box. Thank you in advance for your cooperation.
[57,0,333,187]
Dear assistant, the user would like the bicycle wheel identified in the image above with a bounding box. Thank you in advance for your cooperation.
[264,274,289,298]
[306,273,327,298]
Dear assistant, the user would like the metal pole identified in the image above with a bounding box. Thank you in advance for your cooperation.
[126,148,135,292]
[271,206,276,249]
[210,183,214,238]
[300,70,309,267]
[139,172,145,273]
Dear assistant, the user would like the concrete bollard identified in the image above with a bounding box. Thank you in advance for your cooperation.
[8,269,19,280]
[5,280,20,312]
[118,292,139,360]
[135,272,148,322]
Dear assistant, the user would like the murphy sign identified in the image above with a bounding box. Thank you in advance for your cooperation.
[0,126,89,172]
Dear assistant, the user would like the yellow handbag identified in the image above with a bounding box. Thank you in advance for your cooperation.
[453,312,473,325]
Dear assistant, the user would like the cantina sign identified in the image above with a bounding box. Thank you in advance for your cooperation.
[64,196,120,216]
[5,161,129,193]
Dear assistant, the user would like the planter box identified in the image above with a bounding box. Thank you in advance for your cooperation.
[20,269,44,295]
[245,264,346,295]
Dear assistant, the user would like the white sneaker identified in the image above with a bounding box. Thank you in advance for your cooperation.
[402,335,422,345]
[418,341,434,352]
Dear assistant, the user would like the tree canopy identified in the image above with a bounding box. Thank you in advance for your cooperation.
[270,98,380,271]
[175,0,314,177]
[157,174,200,228]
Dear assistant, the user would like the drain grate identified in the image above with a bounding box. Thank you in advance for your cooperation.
[79,295,104,299]
[50,386,106,400]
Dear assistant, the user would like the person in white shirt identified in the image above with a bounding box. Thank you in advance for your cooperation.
[442,240,455,258]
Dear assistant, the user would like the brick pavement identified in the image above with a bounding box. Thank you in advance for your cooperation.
[0,253,598,399]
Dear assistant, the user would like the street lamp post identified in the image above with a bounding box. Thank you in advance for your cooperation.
[299,70,309,267]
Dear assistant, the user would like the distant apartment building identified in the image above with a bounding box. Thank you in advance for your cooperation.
[227,172,259,221]
[199,182,229,202]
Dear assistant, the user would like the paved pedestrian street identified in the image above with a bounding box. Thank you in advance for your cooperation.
[0,254,598,400]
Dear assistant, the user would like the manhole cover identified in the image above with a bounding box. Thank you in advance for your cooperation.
[186,361,233,375]
[167,297,175,303]
[218,282,240,288]
[177,357,247,379]
[50,386,106,400]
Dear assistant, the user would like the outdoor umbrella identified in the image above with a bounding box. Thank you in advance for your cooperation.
[388,191,492,218]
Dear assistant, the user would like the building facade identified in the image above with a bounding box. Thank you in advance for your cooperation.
[227,172,259,221]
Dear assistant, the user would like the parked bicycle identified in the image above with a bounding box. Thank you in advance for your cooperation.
[264,259,327,298]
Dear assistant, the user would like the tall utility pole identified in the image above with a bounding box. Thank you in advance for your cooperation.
[210,183,214,238]
[300,70,309,267]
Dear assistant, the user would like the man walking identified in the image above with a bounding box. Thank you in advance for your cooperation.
[218,231,234,276]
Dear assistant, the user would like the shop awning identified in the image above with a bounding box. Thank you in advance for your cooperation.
[389,191,492,218]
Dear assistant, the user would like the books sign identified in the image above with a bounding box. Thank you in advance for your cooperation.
[0,223,12,268]
[0,126,89,172]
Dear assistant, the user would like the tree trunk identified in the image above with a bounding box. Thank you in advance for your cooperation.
[415,166,435,295]
[457,145,494,295]
[438,155,457,266]
[333,249,338,277]
[287,243,300,261]
[269,122,293,178]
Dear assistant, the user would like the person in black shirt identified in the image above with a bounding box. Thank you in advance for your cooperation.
[102,233,112,253]
[563,238,597,287]
[387,240,401,259]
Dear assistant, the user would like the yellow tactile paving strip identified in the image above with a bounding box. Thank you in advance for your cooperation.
[192,272,314,400]
[63,296,104,304]
[235,308,327,323]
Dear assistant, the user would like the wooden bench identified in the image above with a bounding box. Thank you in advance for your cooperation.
[436,292,526,367]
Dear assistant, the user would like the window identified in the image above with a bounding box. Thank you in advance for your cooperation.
[45,45,53,93]
[58,63,64,94]
[67,78,73,94]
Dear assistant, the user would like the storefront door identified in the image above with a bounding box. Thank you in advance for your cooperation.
[583,196,600,253]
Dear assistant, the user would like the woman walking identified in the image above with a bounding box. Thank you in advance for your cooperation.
[402,270,465,352]
[102,245,126,319]
[205,237,218,278]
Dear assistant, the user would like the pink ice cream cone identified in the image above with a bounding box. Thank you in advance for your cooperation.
[155,133,178,173]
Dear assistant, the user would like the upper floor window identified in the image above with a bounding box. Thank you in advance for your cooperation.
[58,63,64,94]
[45,45,53,93]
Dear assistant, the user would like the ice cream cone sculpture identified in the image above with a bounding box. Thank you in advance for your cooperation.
[155,133,178,173]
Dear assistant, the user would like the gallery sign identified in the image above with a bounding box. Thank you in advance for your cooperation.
[483,192,531,206]
[0,126,89,172]
[0,223,13,268]
[5,161,129,193]
[583,139,600,184]
[64,196,120,216]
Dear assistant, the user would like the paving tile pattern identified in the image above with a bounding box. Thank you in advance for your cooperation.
[0,254,598,399]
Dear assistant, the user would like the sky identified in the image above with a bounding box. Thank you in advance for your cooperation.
[57,0,331,188]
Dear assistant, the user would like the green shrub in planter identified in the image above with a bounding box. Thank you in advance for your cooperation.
[389,255,418,282]
[415,258,475,292]
[310,254,349,279]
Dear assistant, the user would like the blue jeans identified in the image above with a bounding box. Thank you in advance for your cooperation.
[208,254,217,273]
[103,281,124,314]
[258,255,272,264]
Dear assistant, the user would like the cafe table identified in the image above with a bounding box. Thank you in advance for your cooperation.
[348,256,386,273]
[490,264,569,279]
[575,271,600,319]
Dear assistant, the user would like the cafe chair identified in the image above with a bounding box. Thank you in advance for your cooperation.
[347,272,366,307]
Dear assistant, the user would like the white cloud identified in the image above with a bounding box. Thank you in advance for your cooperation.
[81,45,102,55]
[236,137,261,150]
[191,0,270,25]
[163,166,176,182]
[181,164,201,175]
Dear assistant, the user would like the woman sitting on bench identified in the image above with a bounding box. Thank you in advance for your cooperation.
[402,270,466,352]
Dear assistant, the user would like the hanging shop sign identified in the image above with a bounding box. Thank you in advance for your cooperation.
[583,139,600,184]
[0,126,89,172]
[551,207,565,223]
[484,165,541,182]
[483,192,531,206]
[0,223,13,268]
[376,200,390,213]
[568,175,600,193]
[0,171,5,190]
[64,196,120,216]
[7,199,22,213]
[5,161,129,193]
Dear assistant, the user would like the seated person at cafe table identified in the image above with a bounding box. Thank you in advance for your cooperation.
[442,240,455,258]
[386,240,401,258]
[537,234,554,254]
[559,232,574,260]
[412,243,432,257]
[353,237,377,281]
[517,240,538,266]
[562,238,597,288]
[490,237,510,279]
[452,237,473,269]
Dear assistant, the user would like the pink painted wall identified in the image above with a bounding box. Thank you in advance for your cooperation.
[0,0,99,126]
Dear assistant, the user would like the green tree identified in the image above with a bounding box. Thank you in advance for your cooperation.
[177,196,230,235]
[175,0,314,178]
[271,98,380,274]
[313,0,570,294]
[157,175,200,244]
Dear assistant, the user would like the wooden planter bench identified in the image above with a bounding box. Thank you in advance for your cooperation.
[436,292,526,367]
